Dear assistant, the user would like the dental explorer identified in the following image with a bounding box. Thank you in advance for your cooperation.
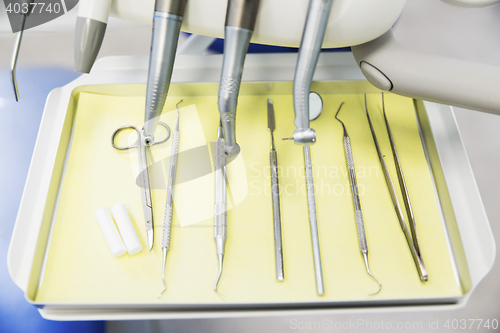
[214,121,227,292]
[292,0,333,144]
[218,0,261,157]
[10,0,34,101]
[142,0,187,146]
[267,98,284,281]
[335,102,382,295]
[158,100,183,298]
[364,94,428,282]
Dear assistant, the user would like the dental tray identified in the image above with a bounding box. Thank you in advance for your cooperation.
[8,54,494,320]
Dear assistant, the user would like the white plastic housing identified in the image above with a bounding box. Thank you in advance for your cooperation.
[77,0,112,23]
[109,0,406,48]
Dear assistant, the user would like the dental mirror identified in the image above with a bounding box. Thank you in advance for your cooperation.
[309,92,323,121]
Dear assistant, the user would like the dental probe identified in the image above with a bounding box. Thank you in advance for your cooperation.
[335,102,382,295]
[292,0,333,144]
[10,0,34,101]
[218,0,261,157]
[142,0,188,146]
[267,99,284,281]
[74,0,112,73]
[214,122,227,291]
[158,100,183,298]
[364,94,428,282]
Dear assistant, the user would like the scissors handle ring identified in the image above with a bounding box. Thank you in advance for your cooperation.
[111,125,140,150]
[150,122,171,145]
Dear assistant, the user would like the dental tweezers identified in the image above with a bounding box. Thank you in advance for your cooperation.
[364,94,428,282]
[335,102,382,295]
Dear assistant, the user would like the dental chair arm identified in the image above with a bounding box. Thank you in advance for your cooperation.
[352,30,500,115]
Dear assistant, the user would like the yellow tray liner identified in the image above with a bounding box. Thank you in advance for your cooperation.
[35,83,462,304]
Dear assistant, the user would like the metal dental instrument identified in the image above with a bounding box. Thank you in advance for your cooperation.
[158,100,182,298]
[381,93,422,258]
[267,98,284,281]
[10,0,34,101]
[218,0,261,157]
[213,121,227,292]
[283,92,324,295]
[364,94,428,282]
[335,102,382,295]
[292,0,333,144]
[142,0,187,146]
[112,122,171,251]
[304,144,324,295]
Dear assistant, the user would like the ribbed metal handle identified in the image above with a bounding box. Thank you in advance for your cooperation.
[344,136,354,170]
[162,130,179,249]
[169,132,179,167]
[161,205,173,248]
[343,135,368,253]
[354,210,368,253]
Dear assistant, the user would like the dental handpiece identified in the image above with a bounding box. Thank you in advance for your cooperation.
[304,145,324,296]
[218,0,261,157]
[142,0,187,146]
[158,100,182,298]
[292,0,333,144]
[214,122,227,291]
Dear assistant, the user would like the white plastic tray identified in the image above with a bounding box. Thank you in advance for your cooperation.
[7,53,495,320]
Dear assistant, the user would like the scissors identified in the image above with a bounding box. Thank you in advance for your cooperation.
[111,122,171,250]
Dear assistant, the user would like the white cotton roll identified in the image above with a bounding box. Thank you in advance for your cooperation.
[94,208,127,258]
[111,204,143,255]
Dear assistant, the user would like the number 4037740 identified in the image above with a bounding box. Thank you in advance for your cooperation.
[444,319,499,330]
[5,2,63,15]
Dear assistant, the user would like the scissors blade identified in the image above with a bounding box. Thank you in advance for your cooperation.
[139,140,154,250]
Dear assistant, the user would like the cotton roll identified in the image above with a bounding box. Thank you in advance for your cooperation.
[94,208,127,258]
[111,204,143,255]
